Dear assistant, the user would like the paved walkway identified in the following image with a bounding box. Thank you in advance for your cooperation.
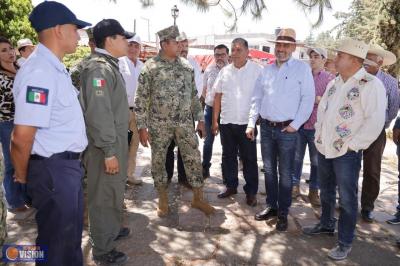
[3,133,400,265]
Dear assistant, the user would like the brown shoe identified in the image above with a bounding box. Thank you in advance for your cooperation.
[308,189,321,206]
[292,185,300,199]
[217,188,238,198]
[246,194,257,207]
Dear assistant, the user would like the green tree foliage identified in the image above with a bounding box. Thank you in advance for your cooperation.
[63,46,91,70]
[0,0,36,45]
[336,0,400,76]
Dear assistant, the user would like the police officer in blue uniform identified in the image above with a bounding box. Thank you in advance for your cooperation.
[10,2,90,265]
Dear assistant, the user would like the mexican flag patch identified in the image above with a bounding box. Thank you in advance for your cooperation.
[93,78,106,88]
[26,86,49,105]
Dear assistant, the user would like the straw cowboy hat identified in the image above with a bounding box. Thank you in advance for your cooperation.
[268,28,299,44]
[367,43,397,66]
[334,38,369,60]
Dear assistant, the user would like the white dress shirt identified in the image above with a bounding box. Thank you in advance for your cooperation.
[188,56,203,98]
[247,57,315,129]
[119,56,144,107]
[315,68,387,158]
[214,60,263,125]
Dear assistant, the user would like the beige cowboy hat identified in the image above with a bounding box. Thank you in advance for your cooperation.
[367,43,397,66]
[334,38,369,59]
[268,28,300,44]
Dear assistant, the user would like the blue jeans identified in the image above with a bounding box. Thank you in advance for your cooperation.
[292,127,319,190]
[0,120,28,209]
[202,105,215,170]
[318,151,362,247]
[220,124,258,195]
[261,121,297,215]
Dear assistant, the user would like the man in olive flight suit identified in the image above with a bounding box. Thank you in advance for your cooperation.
[135,25,215,217]
[80,19,132,265]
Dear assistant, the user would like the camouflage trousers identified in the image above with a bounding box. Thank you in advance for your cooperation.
[149,124,204,189]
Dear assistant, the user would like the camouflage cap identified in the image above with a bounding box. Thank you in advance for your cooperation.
[157,25,179,42]
[86,27,94,39]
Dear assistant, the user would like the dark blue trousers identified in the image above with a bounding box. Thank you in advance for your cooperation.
[27,157,84,266]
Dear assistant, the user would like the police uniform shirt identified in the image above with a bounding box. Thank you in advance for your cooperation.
[13,43,88,157]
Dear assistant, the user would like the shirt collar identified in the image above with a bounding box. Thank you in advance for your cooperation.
[36,43,67,74]
[338,67,366,83]
[232,60,249,70]
[274,56,294,69]
[95,48,112,57]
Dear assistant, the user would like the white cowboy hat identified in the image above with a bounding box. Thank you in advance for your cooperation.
[334,38,369,59]
[367,43,397,66]
[306,47,328,59]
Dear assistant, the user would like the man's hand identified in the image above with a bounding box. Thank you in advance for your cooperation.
[212,121,219,136]
[246,127,255,141]
[196,121,206,139]
[393,128,400,145]
[14,175,27,184]
[139,128,150,147]
[281,125,297,133]
[104,156,119,175]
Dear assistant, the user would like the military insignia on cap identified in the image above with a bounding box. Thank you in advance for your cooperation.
[347,87,360,100]
[339,104,354,119]
[26,86,49,105]
[93,78,106,88]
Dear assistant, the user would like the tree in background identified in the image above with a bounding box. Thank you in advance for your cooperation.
[0,0,36,45]
[336,0,400,76]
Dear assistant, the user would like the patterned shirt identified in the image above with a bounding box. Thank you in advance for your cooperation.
[376,69,399,128]
[202,63,223,107]
[303,70,335,130]
[0,71,15,122]
[315,68,387,158]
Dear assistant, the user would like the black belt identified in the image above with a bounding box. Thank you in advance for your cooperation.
[264,119,293,128]
[30,151,81,160]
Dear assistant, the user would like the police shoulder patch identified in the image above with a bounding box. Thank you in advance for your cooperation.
[26,86,49,105]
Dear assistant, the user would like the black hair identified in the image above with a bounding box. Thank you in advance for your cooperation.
[214,44,229,54]
[231,38,248,49]
[95,35,118,49]
[0,36,18,72]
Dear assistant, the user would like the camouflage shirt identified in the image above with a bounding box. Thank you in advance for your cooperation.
[135,53,203,129]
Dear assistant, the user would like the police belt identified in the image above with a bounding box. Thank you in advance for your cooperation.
[264,119,293,128]
[30,151,81,160]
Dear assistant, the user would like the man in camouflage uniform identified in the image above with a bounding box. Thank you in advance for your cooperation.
[79,19,132,265]
[70,27,95,90]
[135,25,215,217]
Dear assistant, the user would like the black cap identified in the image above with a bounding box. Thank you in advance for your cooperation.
[93,19,134,45]
[29,1,91,32]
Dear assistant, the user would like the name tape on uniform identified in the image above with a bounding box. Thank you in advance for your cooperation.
[93,78,106,88]
[26,86,49,105]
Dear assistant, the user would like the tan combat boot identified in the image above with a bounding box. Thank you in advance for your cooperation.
[292,185,300,199]
[308,189,321,206]
[191,187,215,215]
[157,187,169,217]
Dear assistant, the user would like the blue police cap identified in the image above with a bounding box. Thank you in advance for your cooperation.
[29,1,91,32]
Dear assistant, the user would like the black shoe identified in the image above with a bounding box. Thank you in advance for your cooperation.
[302,223,335,236]
[217,188,237,198]
[254,206,277,221]
[387,211,400,224]
[276,215,288,231]
[93,249,128,265]
[202,167,210,179]
[397,238,400,249]
[361,209,373,223]
[115,227,131,241]
[246,194,257,207]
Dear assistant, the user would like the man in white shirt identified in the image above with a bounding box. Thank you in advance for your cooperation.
[16,38,35,66]
[247,29,315,232]
[303,38,387,261]
[119,35,144,185]
[212,38,262,207]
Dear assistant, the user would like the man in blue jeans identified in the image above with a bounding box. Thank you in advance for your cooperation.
[201,44,229,179]
[247,28,315,231]
[303,38,387,260]
[292,47,335,205]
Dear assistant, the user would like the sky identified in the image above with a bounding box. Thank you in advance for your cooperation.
[32,0,351,42]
